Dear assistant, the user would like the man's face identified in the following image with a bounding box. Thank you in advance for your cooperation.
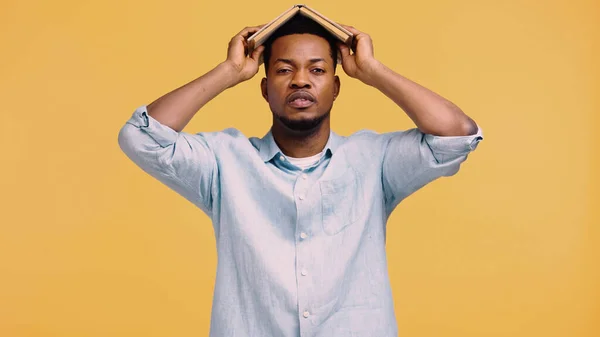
[261,34,340,132]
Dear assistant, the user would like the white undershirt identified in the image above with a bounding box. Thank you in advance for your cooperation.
[286,150,325,170]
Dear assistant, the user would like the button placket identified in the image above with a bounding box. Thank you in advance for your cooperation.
[296,172,309,201]
[294,172,316,332]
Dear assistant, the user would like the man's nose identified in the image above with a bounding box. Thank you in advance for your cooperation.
[290,70,311,89]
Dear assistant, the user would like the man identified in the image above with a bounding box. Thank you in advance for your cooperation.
[118,14,482,337]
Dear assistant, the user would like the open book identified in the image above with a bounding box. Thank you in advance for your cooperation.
[247,4,353,57]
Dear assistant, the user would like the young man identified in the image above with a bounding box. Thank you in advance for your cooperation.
[118,15,482,337]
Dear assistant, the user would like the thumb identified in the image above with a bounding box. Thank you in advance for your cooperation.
[250,45,265,63]
[337,42,351,60]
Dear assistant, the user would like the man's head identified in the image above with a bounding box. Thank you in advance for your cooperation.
[260,14,341,134]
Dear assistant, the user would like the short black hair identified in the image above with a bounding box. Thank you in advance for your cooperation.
[262,14,338,74]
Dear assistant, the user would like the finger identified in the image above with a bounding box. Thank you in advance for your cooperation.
[339,24,362,35]
[337,42,351,59]
[229,27,259,52]
[235,26,260,36]
[235,25,264,39]
[351,37,359,53]
[250,45,265,62]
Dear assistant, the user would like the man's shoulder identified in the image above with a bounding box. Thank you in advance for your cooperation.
[194,127,251,142]
[334,129,402,163]
[193,127,263,152]
[341,128,410,146]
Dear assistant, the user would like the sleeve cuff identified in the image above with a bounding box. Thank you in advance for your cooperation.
[424,125,483,154]
[126,105,179,147]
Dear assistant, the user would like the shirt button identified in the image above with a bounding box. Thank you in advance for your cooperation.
[301,269,307,276]
[300,232,307,239]
[298,195,304,200]
[279,155,285,161]
[303,311,310,318]
[301,173,308,179]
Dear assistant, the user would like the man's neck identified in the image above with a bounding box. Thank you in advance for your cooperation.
[271,120,331,158]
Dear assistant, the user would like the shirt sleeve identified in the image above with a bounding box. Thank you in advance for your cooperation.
[117,105,218,216]
[381,126,483,215]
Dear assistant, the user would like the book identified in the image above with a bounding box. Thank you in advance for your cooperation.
[246,4,353,57]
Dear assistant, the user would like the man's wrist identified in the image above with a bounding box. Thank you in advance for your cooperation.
[218,61,244,88]
[359,59,385,87]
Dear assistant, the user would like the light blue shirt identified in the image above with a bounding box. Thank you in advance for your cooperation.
[118,106,483,337]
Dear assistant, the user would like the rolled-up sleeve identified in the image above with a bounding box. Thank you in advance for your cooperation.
[117,105,217,216]
[382,126,483,214]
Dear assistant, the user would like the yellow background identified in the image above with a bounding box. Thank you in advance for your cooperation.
[1,0,598,336]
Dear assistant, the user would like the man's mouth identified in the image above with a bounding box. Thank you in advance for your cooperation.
[287,91,316,109]
[288,98,314,108]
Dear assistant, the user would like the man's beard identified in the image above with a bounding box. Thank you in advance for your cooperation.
[275,111,330,132]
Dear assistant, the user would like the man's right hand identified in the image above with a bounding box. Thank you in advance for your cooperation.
[144,25,266,132]
[224,26,265,85]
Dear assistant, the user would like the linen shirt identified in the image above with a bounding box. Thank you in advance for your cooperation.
[118,105,483,337]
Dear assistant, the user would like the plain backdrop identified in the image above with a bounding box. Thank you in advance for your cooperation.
[0,0,598,336]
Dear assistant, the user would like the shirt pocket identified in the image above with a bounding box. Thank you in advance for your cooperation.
[319,167,363,235]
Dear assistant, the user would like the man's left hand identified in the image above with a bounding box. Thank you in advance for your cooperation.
[337,25,382,85]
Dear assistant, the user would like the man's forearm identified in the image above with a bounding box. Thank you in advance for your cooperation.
[147,62,239,132]
[364,62,478,136]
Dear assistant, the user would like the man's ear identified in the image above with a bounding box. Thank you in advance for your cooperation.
[261,77,268,102]
[333,75,341,101]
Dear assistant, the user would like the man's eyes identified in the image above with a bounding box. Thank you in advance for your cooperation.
[275,68,325,74]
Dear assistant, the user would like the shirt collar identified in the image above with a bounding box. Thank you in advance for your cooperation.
[258,129,343,162]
